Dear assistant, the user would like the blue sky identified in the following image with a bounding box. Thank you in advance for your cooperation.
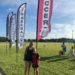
[0,0,75,39]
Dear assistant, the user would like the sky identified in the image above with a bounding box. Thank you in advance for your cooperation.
[0,0,75,39]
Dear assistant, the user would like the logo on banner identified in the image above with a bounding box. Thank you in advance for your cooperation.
[37,0,53,40]
[10,14,16,46]
[40,0,50,37]
[6,12,13,40]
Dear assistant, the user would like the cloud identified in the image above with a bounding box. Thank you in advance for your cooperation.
[54,0,75,14]
[0,0,37,6]
[63,24,75,39]
[25,32,36,39]
[26,15,36,21]
[52,24,64,30]
[71,20,75,25]
[0,0,21,6]
[53,0,75,23]
[44,23,75,39]
[6,8,13,13]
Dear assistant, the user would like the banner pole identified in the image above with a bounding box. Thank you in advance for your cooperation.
[6,14,8,55]
[6,38,8,54]
[36,0,40,51]
[16,41,18,63]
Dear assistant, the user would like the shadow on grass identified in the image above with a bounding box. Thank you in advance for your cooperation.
[41,55,69,62]
[69,67,75,70]
[69,59,75,70]
[69,58,75,61]
[0,67,6,75]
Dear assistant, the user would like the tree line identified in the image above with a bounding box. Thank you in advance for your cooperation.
[0,37,75,43]
[0,37,6,42]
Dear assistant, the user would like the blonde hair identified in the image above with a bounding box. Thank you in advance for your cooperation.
[33,48,36,53]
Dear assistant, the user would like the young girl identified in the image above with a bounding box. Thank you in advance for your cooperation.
[69,46,75,57]
[32,49,40,75]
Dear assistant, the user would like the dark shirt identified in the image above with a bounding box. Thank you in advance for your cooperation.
[24,46,34,61]
[61,44,66,52]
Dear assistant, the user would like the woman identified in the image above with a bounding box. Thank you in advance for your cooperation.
[24,41,35,75]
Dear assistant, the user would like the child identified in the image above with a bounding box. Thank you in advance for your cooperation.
[32,49,40,75]
[69,46,75,57]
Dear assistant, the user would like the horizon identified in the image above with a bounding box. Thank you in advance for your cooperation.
[0,36,75,40]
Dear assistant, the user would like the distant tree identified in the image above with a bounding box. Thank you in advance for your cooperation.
[0,37,6,42]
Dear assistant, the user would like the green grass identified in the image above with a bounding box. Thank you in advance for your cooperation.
[0,42,75,75]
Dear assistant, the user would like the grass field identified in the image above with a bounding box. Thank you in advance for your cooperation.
[0,42,75,75]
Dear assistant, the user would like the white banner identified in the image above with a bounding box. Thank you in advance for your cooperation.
[10,14,16,47]
[16,3,27,49]
[6,12,13,40]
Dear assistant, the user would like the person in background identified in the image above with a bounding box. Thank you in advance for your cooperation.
[61,42,66,55]
[73,43,75,49]
[32,48,40,75]
[24,41,35,75]
[68,46,75,58]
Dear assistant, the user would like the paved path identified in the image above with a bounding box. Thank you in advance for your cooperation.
[0,73,2,75]
[0,67,6,75]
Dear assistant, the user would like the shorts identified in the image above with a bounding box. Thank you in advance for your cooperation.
[24,58,32,61]
[32,64,39,68]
